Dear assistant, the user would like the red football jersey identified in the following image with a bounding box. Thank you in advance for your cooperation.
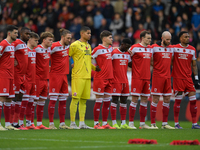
[92,44,113,79]
[0,39,15,79]
[172,44,196,79]
[129,43,152,79]
[35,45,50,80]
[50,41,69,74]
[26,47,36,83]
[112,48,131,83]
[152,44,174,78]
[12,39,28,75]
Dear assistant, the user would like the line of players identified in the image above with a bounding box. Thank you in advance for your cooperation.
[0,25,199,130]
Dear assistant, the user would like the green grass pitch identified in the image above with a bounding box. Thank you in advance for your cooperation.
[0,119,199,150]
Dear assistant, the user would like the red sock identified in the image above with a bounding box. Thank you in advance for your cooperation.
[0,102,3,122]
[36,101,45,122]
[58,100,67,123]
[31,102,36,124]
[26,102,33,121]
[139,102,147,123]
[120,103,127,121]
[110,102,117,121]
[189,95,197,123]
[150,102,157,124]
[10,102,15,124]
[162,102,169,123]
[93,98,103,122]
[173,97,182,123]
[19,100,28,121]
[48,100,57,123]
[102,100,110,122]
[4,102,11,123]
[129,102,137,122]
[13,101,21,123]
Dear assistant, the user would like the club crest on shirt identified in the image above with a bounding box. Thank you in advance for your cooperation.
[73,92,77,96]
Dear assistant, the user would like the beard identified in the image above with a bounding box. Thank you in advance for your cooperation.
[11,36,16,41]
[163,40,170,46]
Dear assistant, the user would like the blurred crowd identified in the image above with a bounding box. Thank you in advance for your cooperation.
[1,0,200,78]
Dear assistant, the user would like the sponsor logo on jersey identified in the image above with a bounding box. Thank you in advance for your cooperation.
[0,46,3,51]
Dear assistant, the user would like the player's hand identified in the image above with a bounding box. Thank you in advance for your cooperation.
[95,65,101,72]
[14,59,18,66]
[71,63,74,68]
[194,79,200,89]
[127,49,133,56]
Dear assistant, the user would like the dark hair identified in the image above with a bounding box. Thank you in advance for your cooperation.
[179,31,188,39]
[59,28,71,36]
[6,25,18,33]
[30,32,39,39]
[21,27,30,33]
[140,30,150,39]
[80,26,91,32]
[121,38,132,45]
[40,32,54,42]
[100,30,112,40]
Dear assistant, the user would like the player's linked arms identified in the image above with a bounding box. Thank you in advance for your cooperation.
[95,65,101,72]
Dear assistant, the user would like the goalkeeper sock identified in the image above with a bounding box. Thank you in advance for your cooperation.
[79,99,87,122]
[70,98,79,122]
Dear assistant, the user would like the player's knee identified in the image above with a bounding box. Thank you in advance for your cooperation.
[111,96,118,104]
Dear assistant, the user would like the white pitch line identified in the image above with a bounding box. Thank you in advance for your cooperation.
[0,137,127,144]
[0,144,169,150]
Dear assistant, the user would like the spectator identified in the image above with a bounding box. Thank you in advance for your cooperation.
[152,0,165,21]
[144,16,155,32]
[54,2,62,22]
[125,8,134,29]
[65,13,75,30]
[109,13,124,35]
[125,27,134,44]
[170,6,179,24]
[133,14,142,31]
[191,6,200,39]
[37,16,47,35]
[143,0,153,19]
[133,23,145,43]
[155,10,166,39]
[182,12,191,30]
[102,0,114,26]
[114,0,124,16]
[112,34,120,47]
[45,4,56,28]
[128,0,143,14]
[58,6,70,22]
[174,16,183,35]
[69,17,81,39]
[83,5,95,21]
[85,16,95,35]
[94,10,104,37]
